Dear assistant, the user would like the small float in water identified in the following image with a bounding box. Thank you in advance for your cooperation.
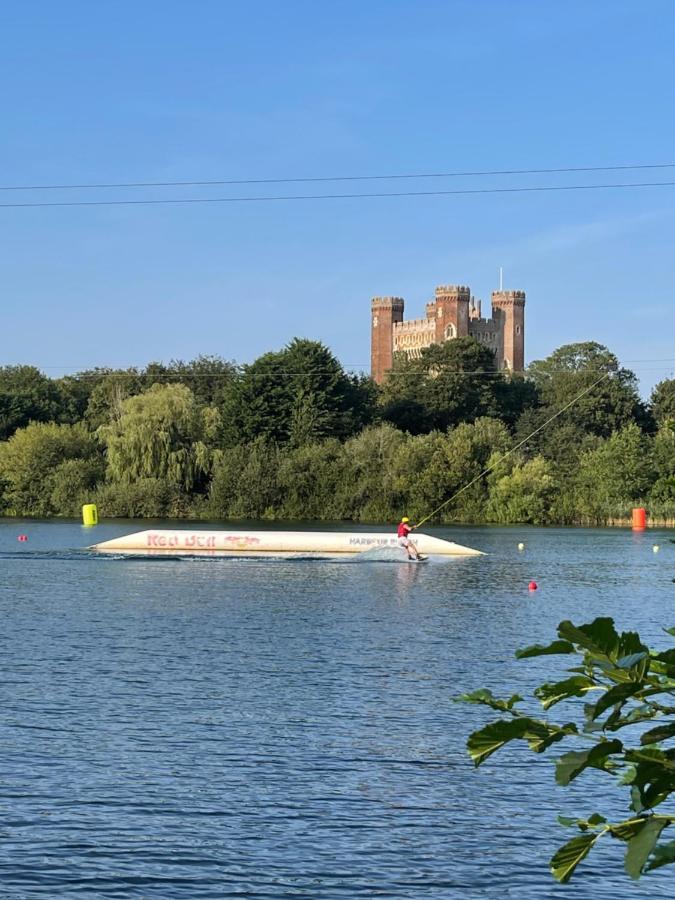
[90,529,484,559]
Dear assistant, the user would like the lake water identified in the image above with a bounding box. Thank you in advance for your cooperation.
[0,519,673,898]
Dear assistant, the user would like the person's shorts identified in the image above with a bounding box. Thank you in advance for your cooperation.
[398,537,412,548]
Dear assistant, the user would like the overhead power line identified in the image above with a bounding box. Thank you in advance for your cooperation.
[2,162,675,192]
[2,180,675,209]
[18,361,675,379]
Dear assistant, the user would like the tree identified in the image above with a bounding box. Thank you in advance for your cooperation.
[409,417,511,522]
[651,379,675,427]
[207,438,281,519]
[0,365,64,439]
[526,342,647,439]
[218,339,375,447]
[487,456,555,524]
[379,337,503,433]
[339,423,409,521]
[650,421,675,504]
[276,440,347,519]
[144,355,238,407]
[97,383,214,492]
[575,424,655,522]
[0,421,103,516]
[461,617,675,883]
[84,369,147,429]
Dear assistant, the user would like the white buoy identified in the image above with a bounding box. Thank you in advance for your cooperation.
[653,544,660,553]
[518,542,525,551]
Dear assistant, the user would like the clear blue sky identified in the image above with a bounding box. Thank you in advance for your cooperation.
[1,0,674,394]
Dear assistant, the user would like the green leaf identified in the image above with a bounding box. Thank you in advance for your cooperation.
[556,739,623,786]
[624,748,675,809]
[558,815,579,827]
[609,818,649,841]
[641,721,675,745]
[625,818,668,879]
[663,627,675,637]
[466,717,532,766]
[525,722,575,754]
[550,832,600,883]
[515,639,576,659]
[592,681,644,719]
[605,705,658,732]
[558,617,619,658]
[535,676,597,710]
[588,813,607,825]
[456,689,523,712]
[646,837,675,871]
[616,651,648,669]
[617,631,648,663]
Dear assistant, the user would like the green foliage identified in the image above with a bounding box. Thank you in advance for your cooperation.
[218,338,373,447]
[379,337,506,433]
[486,456,555,524]
[0,365,64,439]
[95,478,193,518]
[98,383,214,492]
[0,421,103,516]
[527,342,647,439]
[575,424,654,522]
[0,338,673,523]
[207,438,281,519]
[651,379,675,426]
[461,617,675,883]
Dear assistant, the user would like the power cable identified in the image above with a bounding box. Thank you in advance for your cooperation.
[2,162,675,192]
[2,180,675,209]
[12,361,675,379]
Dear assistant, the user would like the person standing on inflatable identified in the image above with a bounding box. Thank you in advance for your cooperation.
[397,516,421,560]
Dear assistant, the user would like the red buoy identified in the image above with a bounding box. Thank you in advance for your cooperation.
[18,534,28,542]
[528,580,538,591]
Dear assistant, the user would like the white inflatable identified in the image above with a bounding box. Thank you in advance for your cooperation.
[90,529,484,558]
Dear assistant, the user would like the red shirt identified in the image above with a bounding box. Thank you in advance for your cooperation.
[397,522,411,538]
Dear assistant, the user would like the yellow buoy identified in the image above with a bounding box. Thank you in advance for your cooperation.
[82,503,98,527]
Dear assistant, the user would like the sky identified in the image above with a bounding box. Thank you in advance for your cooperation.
[1,0,674,395]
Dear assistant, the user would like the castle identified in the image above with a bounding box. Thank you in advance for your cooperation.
[370,283,526,383]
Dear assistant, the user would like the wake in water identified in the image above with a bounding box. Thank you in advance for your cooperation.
[0,547,436,564]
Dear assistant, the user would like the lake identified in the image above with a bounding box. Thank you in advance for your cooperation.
[0,519,673,898]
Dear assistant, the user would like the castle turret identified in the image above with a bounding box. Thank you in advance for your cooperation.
[371,296,404,383]
[433,285,471,343]
[491,290,526,370]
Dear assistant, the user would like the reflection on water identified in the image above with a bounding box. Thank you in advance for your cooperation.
[0,519,672,898]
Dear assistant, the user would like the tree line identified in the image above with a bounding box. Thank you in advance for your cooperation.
[0,337,674,524]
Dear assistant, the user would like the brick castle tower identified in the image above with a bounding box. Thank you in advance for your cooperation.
[370,281,525,383]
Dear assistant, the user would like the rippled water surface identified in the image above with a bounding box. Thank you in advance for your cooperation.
[1,519,673,898]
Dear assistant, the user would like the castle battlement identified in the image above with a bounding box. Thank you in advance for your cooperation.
[371,296,405,309]
[435,284,471,297]
[492,290,526,304]
[371,280,526,382]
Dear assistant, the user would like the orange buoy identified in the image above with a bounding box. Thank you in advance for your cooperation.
[632,507,647,530]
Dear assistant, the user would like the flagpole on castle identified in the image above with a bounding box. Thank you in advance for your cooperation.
[499,267,503,290]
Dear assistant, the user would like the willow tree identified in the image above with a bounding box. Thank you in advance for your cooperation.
[98,383,214,493]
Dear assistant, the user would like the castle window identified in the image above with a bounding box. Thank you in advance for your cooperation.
[444,323,456,339]
[372,316,379,327]
[516,325,521,335]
